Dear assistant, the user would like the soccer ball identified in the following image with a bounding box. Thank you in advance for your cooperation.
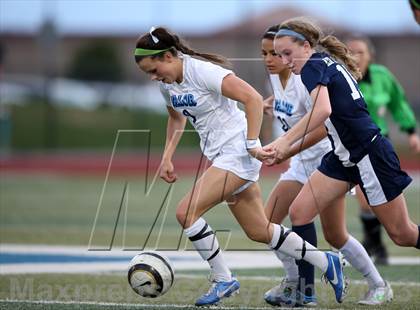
[127,251,174,298]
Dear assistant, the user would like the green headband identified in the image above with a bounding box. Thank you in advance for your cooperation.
[134,47,172,56]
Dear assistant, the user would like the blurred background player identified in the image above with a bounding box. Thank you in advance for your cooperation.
[261,24,391,307]
[346,35,420,264]
[135,26,347,307]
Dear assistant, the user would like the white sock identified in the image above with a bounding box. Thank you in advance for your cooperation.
[184,218,231,282]
[270,224,328,272]
[273,249,299,281]
[340,235,385,289]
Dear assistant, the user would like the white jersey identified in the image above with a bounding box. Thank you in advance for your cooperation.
[159,54,247,161]
[269,73,331,161]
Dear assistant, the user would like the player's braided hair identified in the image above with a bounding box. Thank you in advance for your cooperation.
[279,17,361,80]
[135,27,229,67]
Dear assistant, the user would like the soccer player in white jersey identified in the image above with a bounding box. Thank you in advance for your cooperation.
[261,25,392,307]
[135,26,347,306]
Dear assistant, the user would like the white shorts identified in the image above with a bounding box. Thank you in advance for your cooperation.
[212,137,262,195]
[279,155,322,185]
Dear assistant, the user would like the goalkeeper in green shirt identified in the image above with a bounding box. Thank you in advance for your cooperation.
[346,35,420,265]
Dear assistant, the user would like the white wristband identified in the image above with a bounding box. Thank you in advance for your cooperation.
[246,139,261,150]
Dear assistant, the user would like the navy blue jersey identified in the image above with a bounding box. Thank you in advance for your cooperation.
[301,52,380,166]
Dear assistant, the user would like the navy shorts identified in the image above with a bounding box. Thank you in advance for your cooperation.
[318,135,412,206]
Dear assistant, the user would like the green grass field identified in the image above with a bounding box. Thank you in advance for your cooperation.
[1,173,419,255]
[0,173,419,309]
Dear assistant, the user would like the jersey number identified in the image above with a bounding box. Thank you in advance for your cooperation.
[277,116,290,132]
[336,65,362,100]
[182,109,196,123]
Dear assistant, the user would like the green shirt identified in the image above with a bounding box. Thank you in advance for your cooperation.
[358,64,417,136]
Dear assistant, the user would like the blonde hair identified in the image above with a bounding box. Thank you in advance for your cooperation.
[279,17,361,80]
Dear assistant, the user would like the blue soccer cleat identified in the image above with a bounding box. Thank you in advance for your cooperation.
[323,251,348,303]
[195,277,240,306]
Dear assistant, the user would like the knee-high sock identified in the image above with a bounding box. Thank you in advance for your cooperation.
[184,218,231,281]
[340,235,384,289]
[273,249,299,282]
[269,224,328,273]
[293,223,317,297]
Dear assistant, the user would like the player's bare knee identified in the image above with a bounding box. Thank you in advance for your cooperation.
[289,206,306,225]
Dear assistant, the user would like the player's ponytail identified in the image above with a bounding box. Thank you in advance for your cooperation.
[170,32,229,66]
[319,35,361,80]
[278,17,361,80]
[135,27,229,67]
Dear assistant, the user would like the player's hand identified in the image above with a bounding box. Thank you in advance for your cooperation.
[262,137,291,166]
[261,143,277,166]
[160,160,178,183]
[247,146,275,162]
[263,97,274,116]
[408,133,420,154]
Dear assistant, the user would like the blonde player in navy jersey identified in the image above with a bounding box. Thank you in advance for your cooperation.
[135,26,347,306]
[261,25,392,307]
[264,16,420,302]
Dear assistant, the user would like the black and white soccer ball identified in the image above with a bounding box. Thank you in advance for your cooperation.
[128,251,174,298]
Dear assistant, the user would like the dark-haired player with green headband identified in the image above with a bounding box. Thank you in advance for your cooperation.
[346,35,420,265]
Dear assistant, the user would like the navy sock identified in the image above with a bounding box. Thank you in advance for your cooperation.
[292,222,317,297]
[416,226,420,249]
